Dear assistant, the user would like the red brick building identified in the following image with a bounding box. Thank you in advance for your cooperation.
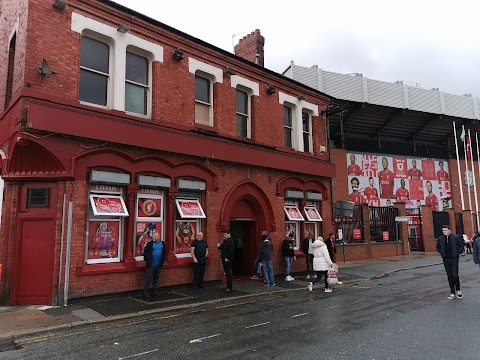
[0,0,335,305]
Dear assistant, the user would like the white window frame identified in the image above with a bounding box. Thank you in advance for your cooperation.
[283,105,294,148]
[72,12,164,118]
[175,192,204,258]
[79,32,114,110]
[134,191,164,260]
[194,73,214,126]
[284,200,304,250]
[236,87,251,138]
[86,186,126,264]
[125,46,153,118]
[302,111,313,153]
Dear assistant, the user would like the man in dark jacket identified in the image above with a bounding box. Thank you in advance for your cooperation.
[473,234,480,267]
[143,231,166,299]
[258,234,275,286]
[302,231,315,279]
[282,233,296,281]
[436,225,464,299]
[217,229,235,293]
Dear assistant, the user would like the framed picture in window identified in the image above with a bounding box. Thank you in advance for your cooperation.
[175,199,206,219]
[87,220,120,262]
[135,221,163,257]
[89,194,129,217]
[175,220,197,255]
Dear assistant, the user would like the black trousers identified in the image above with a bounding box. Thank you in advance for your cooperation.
[311,270,329,289]
[222,259,233,290]
[193,260,206,286]
[443,258,460,293]
[144,265,162,293]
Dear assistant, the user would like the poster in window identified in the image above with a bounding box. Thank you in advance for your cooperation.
[176,199,206,219]
[285,222,297,239]
[90,194,129,216]
[135,221,162,257]
[304,222,316,238]
[87,220,120,260]
[284,207,305,221]
[175,221,197,254]
[137,196,162,219]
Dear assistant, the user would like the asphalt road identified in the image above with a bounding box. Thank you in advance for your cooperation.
[3,259,480,360]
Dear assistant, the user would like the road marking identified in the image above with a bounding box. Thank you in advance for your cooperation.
[354,299,364,303]
[245,322,270,329]
[353,286,371,289]
[118,349,158,359]
[327,305,340,309]
[291,313,308,318]
[189,334,222,343]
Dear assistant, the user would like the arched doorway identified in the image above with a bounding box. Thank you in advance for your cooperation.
[219,182,275,277]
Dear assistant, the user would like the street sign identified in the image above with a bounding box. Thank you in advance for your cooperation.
[395,216,409,222]
[338,229,343,240]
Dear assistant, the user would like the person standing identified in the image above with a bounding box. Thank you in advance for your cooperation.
[436,225,464,299]
[143,231,166,299]
[217,230,235,293]
[258,234,276,286]
[251,230,268,279]
[282,233,296,281]
[190,231,208,289]
[473,234,480,267]
[302,231,316,279]
[308,236,333,293]
[325,233,342,285]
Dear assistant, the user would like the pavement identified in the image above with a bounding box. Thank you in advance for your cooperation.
[0,252,443,350]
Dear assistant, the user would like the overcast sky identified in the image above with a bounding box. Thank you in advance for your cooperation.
[113,0,480,98]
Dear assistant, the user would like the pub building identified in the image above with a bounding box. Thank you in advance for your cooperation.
[0,0,334,305]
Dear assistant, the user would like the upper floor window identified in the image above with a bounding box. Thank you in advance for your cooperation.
[5,34,16,109]
[125,51,149,115]
[302,111,312,153]
[284,106,293,148]
[236,89,250,138]
[195,75,212,126]
[79,36,110,106]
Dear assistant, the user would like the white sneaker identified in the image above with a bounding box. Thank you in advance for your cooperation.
[447,293,455,299]
[456,290,463,299]
[336,281,343,285]
[306,275,311,279]
[324,288,332,293]
[289,275,295,281]
[312,274,317,279]
[285,276,292,282]
[308,282,313,292]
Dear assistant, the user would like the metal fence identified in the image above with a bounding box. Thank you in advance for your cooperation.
[334,205,364,243]
[369,206,398,242]
[406,208,423,251]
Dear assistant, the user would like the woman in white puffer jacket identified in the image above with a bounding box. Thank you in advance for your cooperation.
[308,236,333,293]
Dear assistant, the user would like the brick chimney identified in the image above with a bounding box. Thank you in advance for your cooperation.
[234,29,265,67]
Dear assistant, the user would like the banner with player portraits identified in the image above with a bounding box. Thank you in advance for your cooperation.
[347,153,451,211]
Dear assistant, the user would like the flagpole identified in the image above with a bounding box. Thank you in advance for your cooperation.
[468,129,479,232]
[463,125,473,217]
[454,122,465,210]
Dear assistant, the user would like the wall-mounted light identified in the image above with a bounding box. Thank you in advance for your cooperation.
[53,0,67,10]
[225,68,236,76]
[117,25,131,34]
[172,48,184,61]
[298,95,307,101]
[266,84,276,95]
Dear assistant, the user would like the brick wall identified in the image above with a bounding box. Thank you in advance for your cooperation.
[234,29,265,67]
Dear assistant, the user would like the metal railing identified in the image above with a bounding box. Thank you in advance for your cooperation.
[334,205,364,243]
[369,206,398,242]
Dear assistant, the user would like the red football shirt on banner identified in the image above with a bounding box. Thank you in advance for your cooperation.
[395,187,410,202]
[425,193,439,211]
[408,168,422,179]
[349,191,362,205]
[347,163,362,176]
[409,180,424,200]
[378,170,395,199]
[437,169,449,181]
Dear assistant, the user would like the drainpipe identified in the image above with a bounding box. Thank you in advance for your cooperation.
[63,201,73,306]
[57,192,66,305]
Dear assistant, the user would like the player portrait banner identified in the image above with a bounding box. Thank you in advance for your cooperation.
[87,220,120,261]
[135,221,162,257]
[346,152,450,210]
[175,221,197,254]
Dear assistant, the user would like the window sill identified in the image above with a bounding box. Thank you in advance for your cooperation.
[76,256,211,275]
[194,122,219,133]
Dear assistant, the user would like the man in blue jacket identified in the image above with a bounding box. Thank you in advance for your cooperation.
[143,231,166,299]
[436,225,464,299]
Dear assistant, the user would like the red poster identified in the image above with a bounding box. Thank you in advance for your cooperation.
[421,160,436,180]
[87,220,120,260]
[175,221,197,254]
[438,181,451,198]
[393,158,407,178]
[90,195,128,216]
[176,200,206,219]
[304,222,316,237]
[353,228,362,239]
[409,180,425,200]
[137,197,162,218]
[362,155,378,177]
[382,231,390,241]
[135,221,162,257]
[285,222,297,239]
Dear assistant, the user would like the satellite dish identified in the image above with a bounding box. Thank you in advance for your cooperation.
[38,58,58,76]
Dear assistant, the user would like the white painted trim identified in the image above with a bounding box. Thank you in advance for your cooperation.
[188,58,223,84]
[299,100,319,116]
[279,91,298,106]
[230,75,259,96]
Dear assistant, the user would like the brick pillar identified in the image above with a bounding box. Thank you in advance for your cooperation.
[394,202,409,255]
[166,188,178,261]
[362,204,372,257]
[124,184,138,263]
[462,210,473,236]
[421,205,436,252]
[234,29,265,66]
